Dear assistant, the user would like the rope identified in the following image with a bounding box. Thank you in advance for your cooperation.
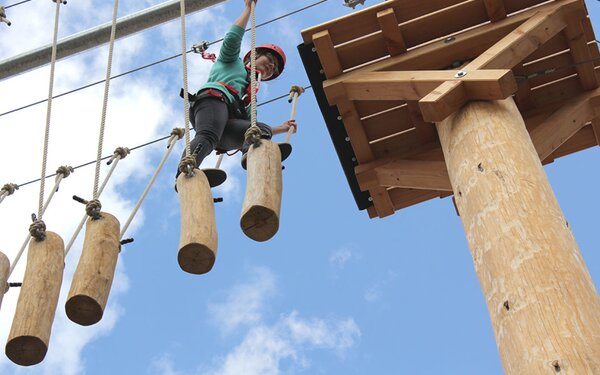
[179,0,191,157]
[0,0,328,118]
[120,133,181,239]
[107,146,130,165]
[4,0,33,9]
[64,147,126,257]
[284,85,305,143]
[10,165,72,276]
[244,1,261,148]
[0,6,11,26]
[0,183,19,204]
[93,0,119,201]
[37,0,64,226]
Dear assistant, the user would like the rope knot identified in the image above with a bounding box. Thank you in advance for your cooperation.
[85,199,102,220]
[1,183,19,196]
[178,155,197,177]
[107,147,130,165]
[0,6,11,26]
[29,219,47,241]
[171,128,185,140]
[56,165,74,179]
[289,85,305,96]
[244,126,263,148]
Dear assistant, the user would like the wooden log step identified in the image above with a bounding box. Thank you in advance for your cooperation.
[240,140,282,242]
[65,212,120,326]
[6,232,64,366]
[177,169,218,275]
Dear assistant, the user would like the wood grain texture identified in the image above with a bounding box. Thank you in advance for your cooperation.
[0,251,9,312]
[436,98,600,374]
[240,140,282,242]
[65,212,120,326]
[6,232,64,366]
[177,169,218,274]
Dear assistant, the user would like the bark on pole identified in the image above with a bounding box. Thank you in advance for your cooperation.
[0,251,9,311]
[177,169,218,274]
[436,98,600,374]
[6,232,64,366]
[240,140,283,242]
[66,212,120,326]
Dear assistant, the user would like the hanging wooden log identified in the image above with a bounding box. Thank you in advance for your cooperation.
[6,232,64,366]
[240,140,282,242]
[0,251,9,311]
[177,169,218,274]
[65,212,120,326]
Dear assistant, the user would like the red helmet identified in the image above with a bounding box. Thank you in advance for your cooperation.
[243,44,286,81]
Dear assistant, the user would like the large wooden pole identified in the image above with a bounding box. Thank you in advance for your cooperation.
[66,212,120,326]
[436,98,600,374]
[6,232,64,366]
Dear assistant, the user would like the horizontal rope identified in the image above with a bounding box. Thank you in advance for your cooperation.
[11,84,312,190]
[0,0,327,118]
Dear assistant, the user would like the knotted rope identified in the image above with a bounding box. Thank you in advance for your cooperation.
[34,0,66,239]
[244,1,262,148]
[121,132,182,240]
[0,183,19,204]
[11,163,74,275]
[0,6,11,26]
[107,146,130,165]
[65,147,128,257]
[178,155,196,177]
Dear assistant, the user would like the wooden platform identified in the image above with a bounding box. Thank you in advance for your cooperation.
[299,0,600,218]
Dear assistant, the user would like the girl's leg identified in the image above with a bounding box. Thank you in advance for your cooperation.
[180,97,230,169]
[218,118,273,152]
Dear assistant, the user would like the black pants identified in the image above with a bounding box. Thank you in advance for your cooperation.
[181,95,273,169]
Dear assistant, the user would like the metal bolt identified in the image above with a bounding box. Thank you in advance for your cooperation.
[311,47,317,53]
[337,116,342,121]
[319,69,324,74]
[351,157,357,162]
[345,137,350,142]
[455,70,467,78]
[368,197,373,202]
[444,36,455,43]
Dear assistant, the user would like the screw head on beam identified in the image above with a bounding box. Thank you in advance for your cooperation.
[455,70,467,78]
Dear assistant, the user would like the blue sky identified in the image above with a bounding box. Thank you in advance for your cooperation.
[0,0,599,374]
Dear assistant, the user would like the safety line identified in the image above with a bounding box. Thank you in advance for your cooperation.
[4,0,33,9]
[0,0,328,118]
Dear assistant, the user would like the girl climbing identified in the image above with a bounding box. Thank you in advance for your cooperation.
[178,0,297,187]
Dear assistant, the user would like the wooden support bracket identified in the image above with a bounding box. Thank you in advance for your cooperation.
[312,30,343,78]
[356,159,451,192]
[377,8,406,57]
[530,88,600,161]
[418,0,577,122]
[592,118,600,146]
[483,0,507,22]
[564,18,599,90]
[336,69,516,102]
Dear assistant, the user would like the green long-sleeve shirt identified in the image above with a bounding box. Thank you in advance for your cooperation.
[198,25,250,117]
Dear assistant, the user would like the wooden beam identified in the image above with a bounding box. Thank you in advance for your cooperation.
[377,8,406,57]
[419,81,468,123]
[312,30,343,78]
[592,118,600,146]
[407,101,437,144]
[356,159,451,192]
[337,70,516,102]
[417,0,577,122]
[530,89,600,161]
[564,18,599,90]
[483,0,507,22]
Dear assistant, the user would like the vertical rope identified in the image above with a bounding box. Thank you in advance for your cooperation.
[250,1,257,130]
[65,154,122,257]
[93,0,119,200]
[180,0,191,157]
[38,0,63,220]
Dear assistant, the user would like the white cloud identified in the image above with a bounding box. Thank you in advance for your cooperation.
[364,271,397,303]
[153,267,361,375]
[207,266,276,335]
[0,1,220,373]
[329,247,353,269]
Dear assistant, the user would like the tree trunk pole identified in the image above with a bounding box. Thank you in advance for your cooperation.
[436,98,600,374]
